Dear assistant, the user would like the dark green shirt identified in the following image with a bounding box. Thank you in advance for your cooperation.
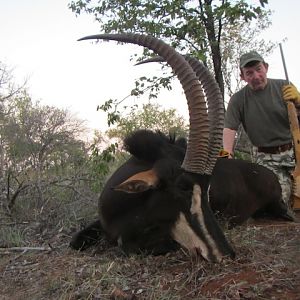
[224,78,291,147]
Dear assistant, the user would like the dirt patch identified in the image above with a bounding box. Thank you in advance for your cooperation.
[1,212,300,300]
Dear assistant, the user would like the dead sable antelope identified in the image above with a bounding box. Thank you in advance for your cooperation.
[70,33,235,262]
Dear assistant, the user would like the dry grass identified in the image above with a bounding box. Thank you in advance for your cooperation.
[0,214,299,300]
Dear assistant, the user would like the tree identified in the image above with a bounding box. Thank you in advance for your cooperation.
[0,62,115,230]
[0,78,88,212]
[0,62,28,213]
[0,62,26,186]
[106,103,188,141]
[69,0,270,98]
[0,61,26,104]
[87,129,119,193]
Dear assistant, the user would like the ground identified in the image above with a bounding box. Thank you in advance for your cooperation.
[0,213,300,300]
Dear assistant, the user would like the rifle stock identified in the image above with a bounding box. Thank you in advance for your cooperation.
[287,101,300,209]
[279,43,300,210]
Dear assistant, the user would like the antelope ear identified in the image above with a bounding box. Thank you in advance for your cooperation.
[113,169,159,193]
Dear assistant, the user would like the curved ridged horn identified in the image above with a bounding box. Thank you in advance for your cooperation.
[135,56,224,174]
[184,56,224,173]
[79,34,209,174]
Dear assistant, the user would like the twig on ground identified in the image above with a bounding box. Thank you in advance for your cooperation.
[0,222,29,226]
[0,246,52,253]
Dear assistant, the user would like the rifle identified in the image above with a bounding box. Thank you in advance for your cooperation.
[279,43,300,209]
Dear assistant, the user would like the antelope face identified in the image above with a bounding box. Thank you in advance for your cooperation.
[171,174,235,262]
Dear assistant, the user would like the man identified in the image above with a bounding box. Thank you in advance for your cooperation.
[223,50,300,217]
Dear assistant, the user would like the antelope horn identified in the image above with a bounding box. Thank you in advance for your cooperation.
[134,55,224,174]
[79,34,209,174]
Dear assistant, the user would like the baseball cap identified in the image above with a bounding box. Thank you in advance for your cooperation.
[239,51,264,68]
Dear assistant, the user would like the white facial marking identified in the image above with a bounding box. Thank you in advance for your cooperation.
[171,184,224,262]
[171,212,209,260]
[192,184,223,262]
[191,184,201,214]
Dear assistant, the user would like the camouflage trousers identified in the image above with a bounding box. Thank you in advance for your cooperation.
[255,148,295,208]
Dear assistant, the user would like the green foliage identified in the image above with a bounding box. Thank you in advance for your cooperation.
[88,142,118,192]
[69,0,271,98]
[130,74,174,100]
[105,102,188,141]
[69,0,267,43]
[97,99,121,127]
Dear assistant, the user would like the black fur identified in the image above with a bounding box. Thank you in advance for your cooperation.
[70,220,103,250]
[124,130,186,163]
[209,158,288,227]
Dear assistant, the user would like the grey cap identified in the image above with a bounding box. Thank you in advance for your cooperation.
[239,51,264,68]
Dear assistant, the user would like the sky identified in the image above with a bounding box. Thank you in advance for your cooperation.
[0,0,300,133]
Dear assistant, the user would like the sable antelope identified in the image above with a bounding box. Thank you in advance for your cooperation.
[70,33,235,262]
[71,128,288,256]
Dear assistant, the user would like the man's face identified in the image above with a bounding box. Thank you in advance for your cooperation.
[240,62,269,91]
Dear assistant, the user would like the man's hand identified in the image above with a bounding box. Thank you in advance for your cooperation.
[282,84,300,104]
[218,149,233,159]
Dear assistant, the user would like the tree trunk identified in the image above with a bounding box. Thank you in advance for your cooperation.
[201,0,225,98]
